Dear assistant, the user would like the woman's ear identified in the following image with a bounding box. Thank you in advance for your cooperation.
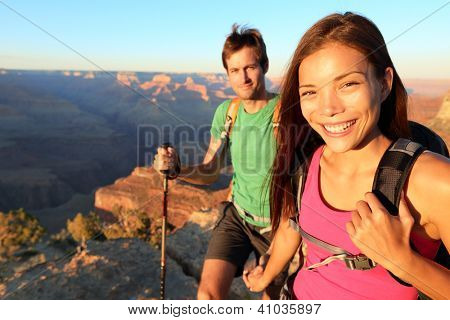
[381,67,394,102]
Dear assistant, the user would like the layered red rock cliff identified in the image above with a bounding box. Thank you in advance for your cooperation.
[94,167,229,229]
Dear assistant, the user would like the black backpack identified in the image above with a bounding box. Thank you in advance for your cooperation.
[281,121,449,299]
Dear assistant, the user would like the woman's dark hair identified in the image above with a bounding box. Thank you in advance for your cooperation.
[222,24,269,73]
[270,12,410,233]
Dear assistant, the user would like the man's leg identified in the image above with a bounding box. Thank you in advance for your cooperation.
[197,259,237,300]
[199,202,253,300]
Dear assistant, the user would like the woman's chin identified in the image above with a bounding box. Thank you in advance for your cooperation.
[320,135,359,153]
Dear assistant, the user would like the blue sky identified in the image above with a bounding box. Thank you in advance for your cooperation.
[1,0,449,78]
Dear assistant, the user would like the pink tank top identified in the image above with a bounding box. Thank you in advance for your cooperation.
[293,146,440,300]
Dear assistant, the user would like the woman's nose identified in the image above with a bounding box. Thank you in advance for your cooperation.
[318,89,345,117]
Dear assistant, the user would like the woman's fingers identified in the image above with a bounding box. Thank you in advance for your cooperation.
[346,220,356,237]
[398,192,414,228]
[242,271,250,288]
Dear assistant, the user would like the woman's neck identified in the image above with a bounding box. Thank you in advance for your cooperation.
[322,129,392,176]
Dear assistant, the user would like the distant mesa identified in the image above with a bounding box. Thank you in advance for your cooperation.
[152,73,171,84]
[116,71,140,87]
[429,90,450,131]
[139,73,172,90]
[198,73,227,84]
[175,76,209,101]
[84,71,95,79]
[140,74,213,102]
[403,79,450,97]
[140,73,175,101]
[213,90,229,99]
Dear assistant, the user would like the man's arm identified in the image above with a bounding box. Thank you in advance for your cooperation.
[154,135,227,185]
[178,135,227,185]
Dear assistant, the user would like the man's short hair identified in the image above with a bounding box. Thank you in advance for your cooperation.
[222,24,269,73]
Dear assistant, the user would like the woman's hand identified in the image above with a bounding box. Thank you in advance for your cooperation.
[243,265,269,292]
[243,254,271,292]
[346,192,414,273]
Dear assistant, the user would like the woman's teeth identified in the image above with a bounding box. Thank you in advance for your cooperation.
[323,120,356,133]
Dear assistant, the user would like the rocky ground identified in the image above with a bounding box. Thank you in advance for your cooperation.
[0,208,256,300]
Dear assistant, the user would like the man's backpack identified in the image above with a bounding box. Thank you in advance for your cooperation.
[281,121,449,299]
[221,97,280,140]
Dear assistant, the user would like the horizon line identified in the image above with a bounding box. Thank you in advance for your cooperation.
[1,67,450,81]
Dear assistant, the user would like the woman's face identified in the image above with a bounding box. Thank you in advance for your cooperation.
[298,43,392,153]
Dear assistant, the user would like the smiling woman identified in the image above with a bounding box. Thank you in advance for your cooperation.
[243,12,450,300]
[298,44,393,153]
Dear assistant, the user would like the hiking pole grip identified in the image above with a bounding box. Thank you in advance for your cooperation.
[161,142,172,189]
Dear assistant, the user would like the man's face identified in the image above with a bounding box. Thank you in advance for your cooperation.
[226,46,266,100]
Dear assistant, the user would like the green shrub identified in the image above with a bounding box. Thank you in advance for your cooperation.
[0,208,45,259]
[66,212,102,243]
[104,207,163,248]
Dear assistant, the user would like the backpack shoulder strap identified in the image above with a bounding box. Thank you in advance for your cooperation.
[272,99,281,139]
[372,138,425,215]
[372,138,426,286]
[289,161,307,233]
[409,121,449,157]
[221,98,240,140]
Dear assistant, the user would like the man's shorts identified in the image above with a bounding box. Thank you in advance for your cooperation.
[205,201,287,298]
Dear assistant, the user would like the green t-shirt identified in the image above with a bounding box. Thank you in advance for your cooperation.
[210,95,279,227]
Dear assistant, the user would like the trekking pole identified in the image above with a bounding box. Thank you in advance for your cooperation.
[159,142,171,300]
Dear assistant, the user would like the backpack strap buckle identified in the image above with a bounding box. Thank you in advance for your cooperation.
[344,255,377,270]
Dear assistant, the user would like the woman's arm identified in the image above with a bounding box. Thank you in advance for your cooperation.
[346,152,450,299]
[243,215,301,292]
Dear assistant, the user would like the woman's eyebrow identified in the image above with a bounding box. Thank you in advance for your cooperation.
[334,70,365,81]
[299,70,366,89]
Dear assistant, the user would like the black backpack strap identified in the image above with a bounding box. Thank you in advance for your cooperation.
[372,138,425,216]
[409,121,449,157]
[372,138,426,287]
[289,162,307,233]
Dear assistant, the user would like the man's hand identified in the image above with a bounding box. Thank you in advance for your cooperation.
[153,146,180,178]
[243,266,268,292]
[242,254,270,292]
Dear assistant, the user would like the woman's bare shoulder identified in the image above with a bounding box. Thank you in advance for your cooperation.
[407,151,450,233]
[410,151,449,186]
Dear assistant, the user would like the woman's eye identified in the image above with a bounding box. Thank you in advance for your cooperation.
[342,82,359,88]
[301,91,316,97]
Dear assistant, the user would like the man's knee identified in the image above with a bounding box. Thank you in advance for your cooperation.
[197,282,222,300]
[197,259,237,300]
